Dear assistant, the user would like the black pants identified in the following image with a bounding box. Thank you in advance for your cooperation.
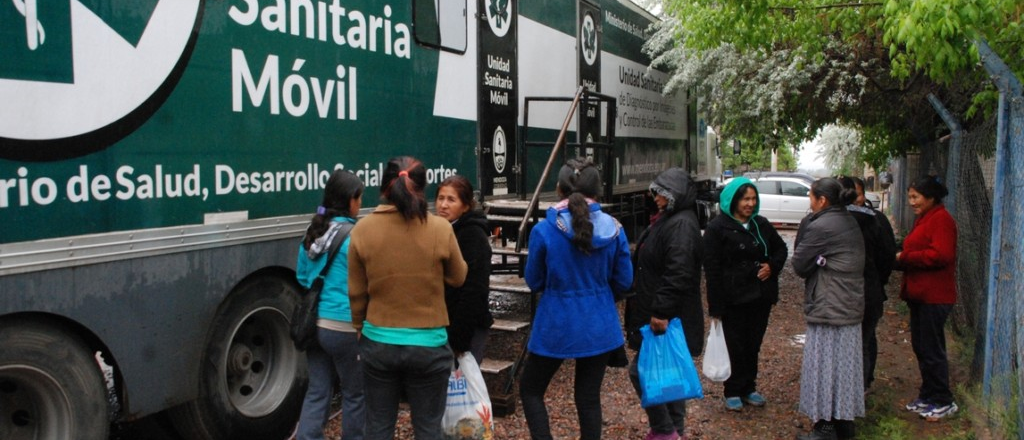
[909,302,954,405]
[862,300,884,389]
[519,351,611,440]
[721,301,772,398]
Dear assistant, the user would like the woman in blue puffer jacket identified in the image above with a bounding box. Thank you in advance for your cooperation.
[519,158,633,440]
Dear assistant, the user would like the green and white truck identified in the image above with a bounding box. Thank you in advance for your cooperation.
[0,1,706,438]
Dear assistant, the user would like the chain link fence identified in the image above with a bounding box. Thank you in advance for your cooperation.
[888,51,1022,435]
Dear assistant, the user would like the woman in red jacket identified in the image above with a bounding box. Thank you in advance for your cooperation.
[897,175,958,422]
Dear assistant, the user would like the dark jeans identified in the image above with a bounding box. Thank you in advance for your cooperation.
[721,302,772,398]
[629,354,686,435]
[358,338,453,440]
[909,302,954,405]
[519,351,611,440]
[297,328,365,440]
[862,300,884,389]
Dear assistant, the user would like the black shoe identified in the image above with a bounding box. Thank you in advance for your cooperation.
[834,420,855,439]
[796,420,837,440]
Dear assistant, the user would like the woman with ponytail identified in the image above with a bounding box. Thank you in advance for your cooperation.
[519,158,633,440]
[792,177,865,440]
[347,156,467,440]
[295,170,365,440]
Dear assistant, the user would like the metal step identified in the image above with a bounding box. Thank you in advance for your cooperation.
[491,283,531,294]
[479,358,514,375]
[490,318,530,332]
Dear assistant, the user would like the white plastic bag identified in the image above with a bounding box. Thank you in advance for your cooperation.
[702,319,731,382]
[442,353,494,440]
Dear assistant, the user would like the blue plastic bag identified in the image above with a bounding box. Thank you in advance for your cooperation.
[638,317,703,408]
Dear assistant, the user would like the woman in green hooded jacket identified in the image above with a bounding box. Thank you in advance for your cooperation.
[702,177,788,412]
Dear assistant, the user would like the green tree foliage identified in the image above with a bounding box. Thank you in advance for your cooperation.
[647,0,1023,171]
[720,144,798,173]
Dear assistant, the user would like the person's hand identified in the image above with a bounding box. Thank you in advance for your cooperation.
[650,317,669,334]
[896,251,902,260]
[757,262,771,281]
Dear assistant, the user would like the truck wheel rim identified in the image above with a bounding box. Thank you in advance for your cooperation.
[0,366,72,440]
[223,306,297,418]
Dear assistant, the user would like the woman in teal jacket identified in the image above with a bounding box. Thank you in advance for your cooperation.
[295,170,365,440]
[519,158,633,440]
[703,177,788,412]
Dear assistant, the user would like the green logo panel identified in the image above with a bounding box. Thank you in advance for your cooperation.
[1,0,73,82]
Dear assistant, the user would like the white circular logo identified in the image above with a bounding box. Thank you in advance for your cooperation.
[492,126,507,173]
[0,0,204,160]
[485,0,512,38]
[580,13,597,66]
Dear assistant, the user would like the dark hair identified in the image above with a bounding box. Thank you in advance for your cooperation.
[303,170,364,248]
[556,158,601,254]
[381,156,428,222]
[835,176,860,206]
[909,175,948,203]
[811,177,856,207]
[436,175,476,211]
[730,183,757,216]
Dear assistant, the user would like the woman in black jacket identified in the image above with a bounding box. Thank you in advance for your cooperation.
[435,175,494,362]
[703,177,788,412]
[839,176,896,392]
[626,167,704,440]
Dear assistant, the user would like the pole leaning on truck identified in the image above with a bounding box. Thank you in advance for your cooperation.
[0,1,690,439]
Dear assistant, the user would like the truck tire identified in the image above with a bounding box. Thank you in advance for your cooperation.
[168,275,306,440]
[0,319,109,440]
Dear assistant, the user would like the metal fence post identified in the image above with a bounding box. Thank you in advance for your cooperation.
[977,38,1024,438]
[927,94,962,217]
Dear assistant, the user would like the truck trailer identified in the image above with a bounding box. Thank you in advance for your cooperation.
[0,1,699,438]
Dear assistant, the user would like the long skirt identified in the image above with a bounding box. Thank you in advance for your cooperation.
[798,323,865,421]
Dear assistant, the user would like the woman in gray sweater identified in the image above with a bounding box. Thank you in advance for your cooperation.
[792,178,865,440]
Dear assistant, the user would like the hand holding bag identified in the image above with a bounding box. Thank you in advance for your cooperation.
[289,223,353,351]
[702,318,731,382]
[638,317,703,408]
[442,353,494,440]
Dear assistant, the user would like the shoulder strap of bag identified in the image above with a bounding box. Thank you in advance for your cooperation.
[317,222,354,279]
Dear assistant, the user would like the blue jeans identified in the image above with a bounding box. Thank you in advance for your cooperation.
[297,328,365,440]
[629,352,686,436]
[359,338,453,440]
[519,351,611,440]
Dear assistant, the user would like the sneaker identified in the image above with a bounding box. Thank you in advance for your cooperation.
[643,429,680,440]
[904,398,929,413]
[725,396,743,411]
[742,391,767,407]
[921,402,959,421]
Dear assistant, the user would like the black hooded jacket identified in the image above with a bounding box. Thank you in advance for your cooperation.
[444,210,494,353]
[626,168,704,356]
[702,183,788,318]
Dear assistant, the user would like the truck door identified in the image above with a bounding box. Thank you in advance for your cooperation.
[477,0,519,198]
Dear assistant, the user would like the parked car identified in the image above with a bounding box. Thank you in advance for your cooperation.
[720,173,812,224]
[865,191,882,210]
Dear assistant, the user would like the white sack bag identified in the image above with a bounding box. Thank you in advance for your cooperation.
[702,319,732,382]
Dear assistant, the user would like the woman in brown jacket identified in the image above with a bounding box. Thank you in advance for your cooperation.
[348,156,467,440]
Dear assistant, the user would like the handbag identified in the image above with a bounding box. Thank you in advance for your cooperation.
[289,223,353,351]
[637,317,703,408]
[702,318,731,382]
[442,353,494,440]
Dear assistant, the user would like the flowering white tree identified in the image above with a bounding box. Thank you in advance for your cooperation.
[645,0,1023,170]
[816,125,862,176]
